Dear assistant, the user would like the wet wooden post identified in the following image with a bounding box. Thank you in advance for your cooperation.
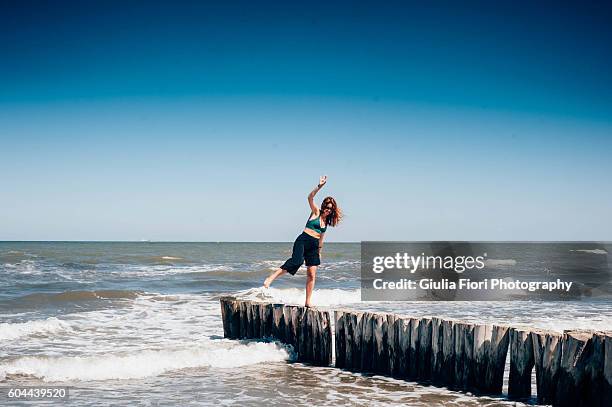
[334,311,346,368]
[247,301,257,339]
[282,306,293,345]
[462,322,476,390]
[319,310,333,366]
[394,316,411,378]
[239,301,249,339]
[452,321,465,388]
[297,307,312,362]
[417,317,432,381]
[508,327,534,399]
[485,324,510,394]
[289,306,303,350]
[296,307,332,366]
[220,297,240,339]
[472,324,492,393]
[431,317,444,385]
[360,312,375,372]
[603,333,612,406]
[407,317,420,380]
[556,330,592,407]
[310,308,321,364]
[250,302,261,338]
[530,329,562,405]
[262,303,274,338]
[372,313,389,374]
[440,319,455,386]
[272,304,285,342]
[345,311,364,371]
[386,314,397,376]
[585,332,607,407]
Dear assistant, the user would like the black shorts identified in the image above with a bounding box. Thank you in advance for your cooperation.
[280,232,320,275]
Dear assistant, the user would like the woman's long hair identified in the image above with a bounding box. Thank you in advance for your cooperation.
[320,196,342,227]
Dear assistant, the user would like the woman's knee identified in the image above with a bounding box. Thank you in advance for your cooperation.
[306,267,317,279]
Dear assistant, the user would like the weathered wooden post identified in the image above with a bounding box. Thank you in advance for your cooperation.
[431,317,444,385]
[585,332,607,406]
[485,324,510,394]
[440,319,455,386]
[220,297,240,339]
[603,332,612,406]
[472,324,492,393]
[452,321,465,388]
[394,316,411,378]
[345,311,364,371]
[282,306,293,345]
[318,309,333,366]
[407,317,420,379]
[247,301,257,339]
[298,307,312,362]
[335,311,346,368]
[296,307,332,366]
[508,327,534,399]
[272,304,285,342]
[311,308,321,364]
[289,306,303,350]
[250,302,261,338]
[417,317,433,381]
[530,329,562,405]
[262,303,274,338]
[462,322,476,390]
[372,313,389,374]
[556,330,592,407]
[239,300,249,339]
[360,312,375,372]
[386,314,397,376]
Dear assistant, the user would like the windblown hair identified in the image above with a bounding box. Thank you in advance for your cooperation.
[320,196,342,227]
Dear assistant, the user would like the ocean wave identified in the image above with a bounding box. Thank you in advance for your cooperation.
[0,340,294,382]
[236,287,362,306]
[2,260,43,275]
[571,249,608,255]
[14,290,144,305]
[0,317,72,341]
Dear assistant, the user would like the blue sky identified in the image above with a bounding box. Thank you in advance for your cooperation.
[1,1,611,241]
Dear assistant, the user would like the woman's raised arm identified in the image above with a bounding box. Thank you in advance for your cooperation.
[307,175,327,214]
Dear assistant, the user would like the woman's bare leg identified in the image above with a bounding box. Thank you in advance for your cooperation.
[263,268,287,288]
[305,266,317,306]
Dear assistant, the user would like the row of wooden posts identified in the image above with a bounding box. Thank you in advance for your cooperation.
[220,297,611,406]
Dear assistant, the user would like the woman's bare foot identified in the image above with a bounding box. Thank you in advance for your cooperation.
[263,268,286,288]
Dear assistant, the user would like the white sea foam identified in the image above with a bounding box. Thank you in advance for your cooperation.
[571,249,608,255]
[238,287,362,306]
[0,317,72,341]
[485,259,517,267]
[115,264,233,277]
[0,341,293,382]
[2,260,43,275]
[160,256,183,260]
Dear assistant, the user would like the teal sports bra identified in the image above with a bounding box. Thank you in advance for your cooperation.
[305,215,327,234]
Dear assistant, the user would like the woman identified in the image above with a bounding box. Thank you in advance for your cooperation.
[263,175,342,307]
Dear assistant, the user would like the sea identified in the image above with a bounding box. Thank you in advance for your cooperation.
[1,241,611,406]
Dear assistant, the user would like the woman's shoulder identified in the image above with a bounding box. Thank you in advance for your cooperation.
[308,210,320,220]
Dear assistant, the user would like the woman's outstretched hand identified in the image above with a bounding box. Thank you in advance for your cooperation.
[318,175,328,188]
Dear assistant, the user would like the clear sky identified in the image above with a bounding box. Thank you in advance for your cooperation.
[1,1,611,241]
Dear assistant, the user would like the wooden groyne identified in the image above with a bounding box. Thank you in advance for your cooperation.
[220,297,332,366]
[220,297,611,406]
